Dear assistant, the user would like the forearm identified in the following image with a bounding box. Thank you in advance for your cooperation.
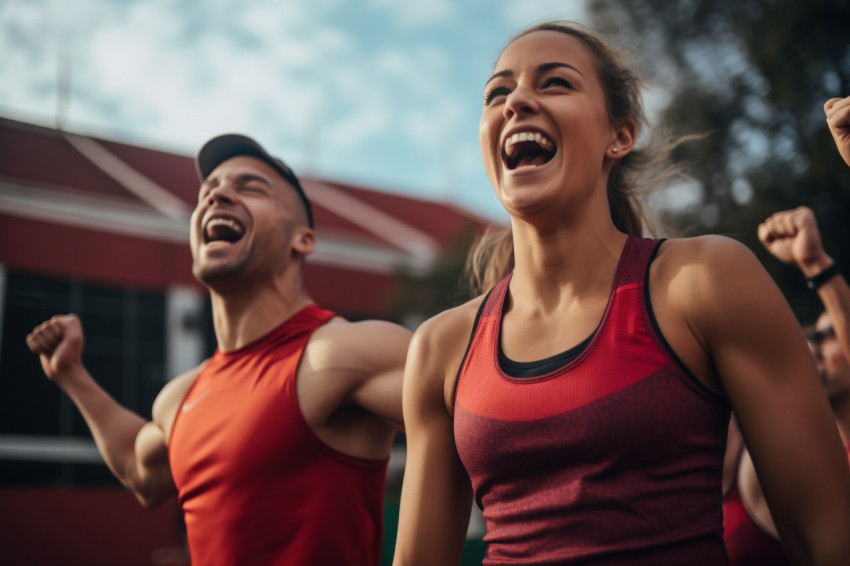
[57,366,171,505]
[393,455,472,566]
[816,273,850,363]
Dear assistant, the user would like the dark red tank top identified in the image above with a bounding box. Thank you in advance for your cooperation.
[454,236,732,565]
[169,305,387,566]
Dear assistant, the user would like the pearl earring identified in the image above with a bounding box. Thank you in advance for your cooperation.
[612,147,619,154]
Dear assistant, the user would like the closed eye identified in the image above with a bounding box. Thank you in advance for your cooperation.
[239,183,268,194]
[484,86,511,106]
[543,76,574,90]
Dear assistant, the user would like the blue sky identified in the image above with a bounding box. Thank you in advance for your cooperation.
[0,0,595,222]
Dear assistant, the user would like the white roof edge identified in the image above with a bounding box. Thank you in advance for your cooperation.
[0,181,426,274]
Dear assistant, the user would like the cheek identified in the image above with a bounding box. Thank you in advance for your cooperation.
[824,346,847,369]
[189,212,202,248]
[479,115,499,173]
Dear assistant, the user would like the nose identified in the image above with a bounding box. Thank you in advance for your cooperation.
[205,182,234,206]
[503,85,539,119]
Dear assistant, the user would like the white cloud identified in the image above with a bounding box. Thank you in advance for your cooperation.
[367,0,456,28]
[498,1,587,33]
[0,0,594,217]
[326,102,391,148]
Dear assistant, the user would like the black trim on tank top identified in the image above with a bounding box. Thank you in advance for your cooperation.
[497,280,596,378]
[498,333,593,378]
[642,239,729,403]
[451,288,495,405]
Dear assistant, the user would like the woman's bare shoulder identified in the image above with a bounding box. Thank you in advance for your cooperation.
[653,235,763,300]
[656,234,755,267]
[406,294,489,410]
[413,294,488,353]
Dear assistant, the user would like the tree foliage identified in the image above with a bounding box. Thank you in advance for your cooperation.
[589,0,850,322]
[388,224,479,328]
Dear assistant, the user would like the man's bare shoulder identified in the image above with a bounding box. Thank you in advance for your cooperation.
[152,362,208,438]
[306,317,412,370]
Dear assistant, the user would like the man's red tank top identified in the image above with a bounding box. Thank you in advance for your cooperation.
[169,305,387,566]
[454,236,732,565]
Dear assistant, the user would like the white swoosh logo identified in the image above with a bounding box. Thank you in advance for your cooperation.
[182,389,211,412]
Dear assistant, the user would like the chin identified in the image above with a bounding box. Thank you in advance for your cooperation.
[193,262,248,288]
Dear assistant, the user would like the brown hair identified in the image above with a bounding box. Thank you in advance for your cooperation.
[465,21,685,296]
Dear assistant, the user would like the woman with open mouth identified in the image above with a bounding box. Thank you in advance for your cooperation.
[393,20,850,566]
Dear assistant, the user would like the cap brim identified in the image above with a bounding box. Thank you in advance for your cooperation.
[196,134,274,181]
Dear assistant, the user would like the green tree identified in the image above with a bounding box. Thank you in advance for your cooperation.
[589,0,850,322]
[389,225,479,328]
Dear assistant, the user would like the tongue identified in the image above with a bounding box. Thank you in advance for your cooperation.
[516,155,549,168]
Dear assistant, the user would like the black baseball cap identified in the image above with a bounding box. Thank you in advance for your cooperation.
[196,134,314,228]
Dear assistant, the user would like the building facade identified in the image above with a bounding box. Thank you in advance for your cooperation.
[0,117,488,565]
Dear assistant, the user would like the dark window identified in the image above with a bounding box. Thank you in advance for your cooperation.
[0,272,167,486]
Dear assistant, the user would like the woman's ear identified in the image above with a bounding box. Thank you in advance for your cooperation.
[607,118,637,159]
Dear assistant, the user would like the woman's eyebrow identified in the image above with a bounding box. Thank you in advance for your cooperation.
[539,62,584,76]
[485,61,584,87]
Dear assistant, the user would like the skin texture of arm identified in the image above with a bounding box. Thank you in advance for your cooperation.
[651,236,850,566]
[393,303,480,566]
[341,319,411,432]
[26,314,202,508]
[295,318,411,460]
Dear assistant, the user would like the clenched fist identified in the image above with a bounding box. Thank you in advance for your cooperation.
[757,206,832,278]
[825,96,850,168]
[26,314,86,385]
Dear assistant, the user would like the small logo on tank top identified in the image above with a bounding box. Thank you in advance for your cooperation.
[182,389,211,412]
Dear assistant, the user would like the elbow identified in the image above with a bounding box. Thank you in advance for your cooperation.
[127,477,174,509]
[133,488,169,509]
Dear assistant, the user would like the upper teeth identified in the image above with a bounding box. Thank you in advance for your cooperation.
[504,131,555,155]
[206,217,243,234]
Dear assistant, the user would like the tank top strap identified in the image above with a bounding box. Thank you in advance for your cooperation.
[480,272,513,320]
[613,235,665,289]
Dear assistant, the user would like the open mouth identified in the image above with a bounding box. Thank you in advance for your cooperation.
[503,131,556,170]
[203,216,245,244]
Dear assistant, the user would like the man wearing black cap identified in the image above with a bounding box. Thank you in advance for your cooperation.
[26,134,411,565]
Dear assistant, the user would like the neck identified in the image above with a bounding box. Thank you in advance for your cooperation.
[208,269,313,352]
[509,214,628,310]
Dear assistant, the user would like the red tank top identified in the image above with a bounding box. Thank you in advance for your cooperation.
[169,305,387,566]
[722,441,850,565]
[454,236,732,565]
[722,481,789,566]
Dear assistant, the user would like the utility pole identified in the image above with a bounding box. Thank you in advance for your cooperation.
[56,52,70,131]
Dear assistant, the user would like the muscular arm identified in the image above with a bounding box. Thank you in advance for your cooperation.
[343,320,411,432]
[669,237,850,565]
[26,314,196,508]
[393,312,474,566]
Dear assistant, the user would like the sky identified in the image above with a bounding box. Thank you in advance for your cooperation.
[1,0,592,222]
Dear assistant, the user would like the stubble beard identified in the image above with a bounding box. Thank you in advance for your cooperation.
[193,252,252,292]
